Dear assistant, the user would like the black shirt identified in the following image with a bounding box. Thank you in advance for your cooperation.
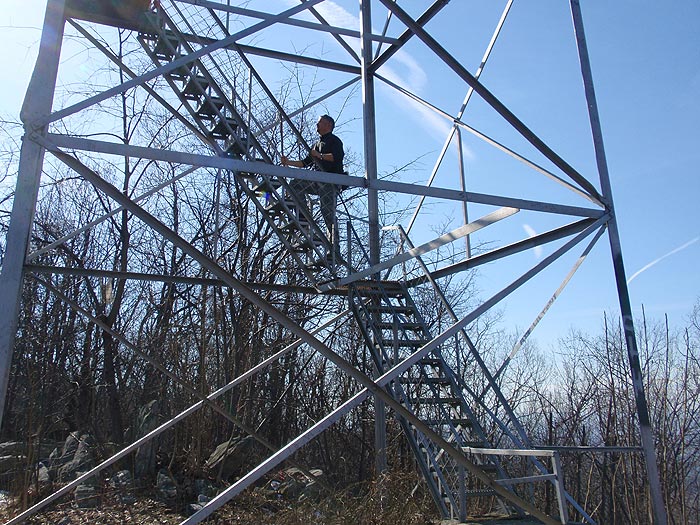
[302,132,344,174]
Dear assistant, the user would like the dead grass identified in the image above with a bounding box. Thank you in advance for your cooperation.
[0,470,440,525]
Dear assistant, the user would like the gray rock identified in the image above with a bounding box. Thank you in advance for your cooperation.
[193,478,217,499]
[49,432,82,479]
[109,469,136,504]
[32,441,62,461]
[134,400,161,479]
[40,442,62,459]
[74,471,98,487]
[266,467,325,502]
[186,503,204,516]
[36,463,51,484]
[109,469,133,489]
[0,490,12,508]
[61,432,81,461]
[0,441,61,478]
[58,434,96,482]
[278,477,304,500]
[120,494,137,505]
[204,435,253,480]
[156,469,177,501]
[0,442,24,456]
[73,484,100,508]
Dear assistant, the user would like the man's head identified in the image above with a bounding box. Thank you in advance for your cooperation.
[317,114,335,135]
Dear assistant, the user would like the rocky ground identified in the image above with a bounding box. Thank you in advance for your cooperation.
[0,433,537,525]
[0,491,542,525]
[0,473,440,525]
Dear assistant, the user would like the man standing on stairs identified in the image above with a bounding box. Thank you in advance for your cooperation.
[281,114,344,247]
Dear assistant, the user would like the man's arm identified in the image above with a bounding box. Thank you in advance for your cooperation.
[310,149,333,162]
[281,155,306,168]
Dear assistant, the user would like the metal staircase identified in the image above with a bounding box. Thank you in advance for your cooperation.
[134,2,572,522]
[349,279,514,520]
[137,3,344,288]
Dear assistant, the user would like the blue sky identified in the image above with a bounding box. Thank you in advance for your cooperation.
[1,1,699,348]
[577,3,700,324]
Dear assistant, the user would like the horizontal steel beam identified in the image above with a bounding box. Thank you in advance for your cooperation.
[235,43,360,74]
[173,0,399,44]
[496,474,557,485]
[183,35,361,74]
[24,265,348,296]
[534,445,643,453]
[44,134,604,218]
[466,447,556,458]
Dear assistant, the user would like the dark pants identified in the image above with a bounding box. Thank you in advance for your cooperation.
[289,179,338,246]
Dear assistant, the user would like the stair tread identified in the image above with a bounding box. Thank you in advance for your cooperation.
[379,338,427,348]
[153,34,179,59]
[195,96,224,118]
[352,282,405,297]
[464,488,498,496]
[182,75,210,99]
[399,377,450,384]
[414,397,461,404]
[376,321,424,331]
[365,304,416,314]
[209,117,238,138]
[252,179,282,192]
[167,64,192,81]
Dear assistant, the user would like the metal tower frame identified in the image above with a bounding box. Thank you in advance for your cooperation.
[0,1,666,524]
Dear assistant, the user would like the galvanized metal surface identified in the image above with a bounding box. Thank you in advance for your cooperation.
[0,0,66,428]
[0,1,667,524]
[569,1,666,523]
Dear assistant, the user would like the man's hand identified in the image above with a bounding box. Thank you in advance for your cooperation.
[310,150,332,161]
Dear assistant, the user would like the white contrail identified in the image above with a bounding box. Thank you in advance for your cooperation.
[627,236,700,284]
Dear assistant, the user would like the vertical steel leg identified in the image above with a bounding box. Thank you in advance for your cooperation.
[360,0,386,475]
[551,453,570,524]
[0,0,66,427]
[459,464,467,522]
[570,2,667,524]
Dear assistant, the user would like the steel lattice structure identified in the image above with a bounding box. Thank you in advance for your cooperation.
[0,1,666,524]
